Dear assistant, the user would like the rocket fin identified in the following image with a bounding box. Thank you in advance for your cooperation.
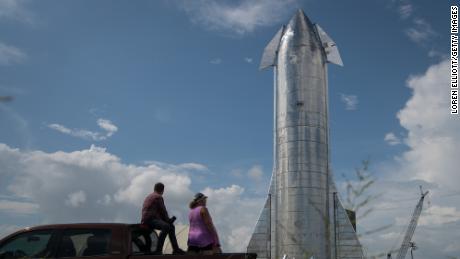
[247,195,271,259]
[247,171,274,259]
[329,179,364,259]
[259,26,285,70]
[314,24,343,66]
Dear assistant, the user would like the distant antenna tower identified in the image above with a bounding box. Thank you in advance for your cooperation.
[409,242,417,259]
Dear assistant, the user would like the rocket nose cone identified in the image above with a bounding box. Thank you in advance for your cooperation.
[286,9,319,46]
[289,9,314,30]
[295,8,307,19]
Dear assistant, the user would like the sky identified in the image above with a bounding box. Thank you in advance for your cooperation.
[0,0,457,258]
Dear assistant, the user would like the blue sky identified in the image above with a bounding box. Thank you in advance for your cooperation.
[0,0,457,258]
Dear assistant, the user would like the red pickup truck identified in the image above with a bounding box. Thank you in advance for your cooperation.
[0,223,256,259]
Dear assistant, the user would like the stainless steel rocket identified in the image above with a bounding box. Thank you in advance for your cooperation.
[247,10,363,259]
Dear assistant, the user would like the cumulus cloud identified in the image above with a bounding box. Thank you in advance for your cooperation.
[48,118,118,141]
[356,181,460,258]
[0,143,190,223]
[177,0,299,35]
[0,143,263,250]
[340,93,358,110]
[355,59,460,258]
[201,185,264,251]
[384,132,401,146]
[65,190,86,208]
[0,42,27,66]
[396,59,457,187]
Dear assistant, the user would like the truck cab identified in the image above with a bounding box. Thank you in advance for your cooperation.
[0,223,256,259]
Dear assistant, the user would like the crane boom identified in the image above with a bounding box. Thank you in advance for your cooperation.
[395,187,429,259]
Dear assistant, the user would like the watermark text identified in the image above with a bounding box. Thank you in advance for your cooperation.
[452,6,458,114]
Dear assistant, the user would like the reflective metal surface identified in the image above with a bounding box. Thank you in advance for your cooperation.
[314,25,343,67]
[247,9,363,259]
[330,178,365,259]
[260,26,285,70]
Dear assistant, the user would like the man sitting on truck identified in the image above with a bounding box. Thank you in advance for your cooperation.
[141,182,185,255]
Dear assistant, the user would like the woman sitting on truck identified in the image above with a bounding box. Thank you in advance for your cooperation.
[187,193,221,255]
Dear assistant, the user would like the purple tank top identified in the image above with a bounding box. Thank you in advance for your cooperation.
[188,206,214,247]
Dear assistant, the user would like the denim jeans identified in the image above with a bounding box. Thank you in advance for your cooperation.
[147,219,179,252]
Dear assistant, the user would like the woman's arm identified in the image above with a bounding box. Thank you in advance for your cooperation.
[200,207,220,247]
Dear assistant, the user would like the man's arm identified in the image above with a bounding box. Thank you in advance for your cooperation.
[158,196,171,222]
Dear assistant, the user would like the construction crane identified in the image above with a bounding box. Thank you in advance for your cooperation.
[387,186,429,259]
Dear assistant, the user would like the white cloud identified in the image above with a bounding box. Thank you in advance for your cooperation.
[177,163,208,171]
[48,123,72,134]
[427,50,446,59]
[384,132,401,146]
[0,200,39,215]
[405,18,435,43]
[48,124,101,141]
[210,58,222,65]
[0,0,34,24]
[396,59,457,187]
[244,57,253,63]
[354,59,460,258]
[247,165,263,181]
[178,0,299,35]
[354,180,460,258]
[143,161,208,173]
[340,93,358,110]
[48,118,118,141]
[201,185,264,251]
[0,42,27,66]
[398,4,413,19]
[97,195,112,206]
[389,1,436,46]
[418,205,460,226]
[97,119,118,137]
[65,190,87,208]
[0,143,263,251]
